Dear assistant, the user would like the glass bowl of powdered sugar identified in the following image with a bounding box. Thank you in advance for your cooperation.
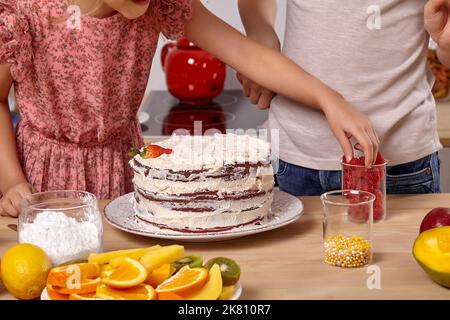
[18,190,103,266]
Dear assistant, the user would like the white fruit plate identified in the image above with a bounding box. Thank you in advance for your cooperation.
[104,189,304,242]
[40,282,242,300]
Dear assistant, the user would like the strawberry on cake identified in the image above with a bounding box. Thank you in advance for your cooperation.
[129,134,274,233]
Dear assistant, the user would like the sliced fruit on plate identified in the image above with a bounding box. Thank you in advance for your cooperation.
[172,255,203,271]
[88,246,160,265]
[204,257,241,286]
[157,292,184,300]
[58,258,88,266]
[219,285,235,300]
[146,263,176,287]
[140,245,185,272]
[101,257,147,288]
[96,284,156,300]
[52,277,101,295]
[46,285,70,300]
[69,292,103,300]
[47,263,101,287]
[185,264,223,300]
[156,266,208,296]
[100,264,114,278]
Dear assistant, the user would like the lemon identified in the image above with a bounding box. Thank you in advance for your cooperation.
[1,244,52,299]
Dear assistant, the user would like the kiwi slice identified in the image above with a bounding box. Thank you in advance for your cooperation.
[172,255,204,271]
[204,257,241,286]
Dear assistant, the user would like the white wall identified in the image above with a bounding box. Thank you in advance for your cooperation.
[147,0,286,92]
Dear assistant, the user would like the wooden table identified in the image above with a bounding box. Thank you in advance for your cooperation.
[437,102,450,147]
[1,194,450,300]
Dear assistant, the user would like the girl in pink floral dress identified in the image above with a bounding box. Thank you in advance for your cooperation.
[0,0,379,216]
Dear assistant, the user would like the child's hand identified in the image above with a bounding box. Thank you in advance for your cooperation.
[425,0,450,49]
[322,93,379,167]
[0,182,34,217]
[237,72,275,109]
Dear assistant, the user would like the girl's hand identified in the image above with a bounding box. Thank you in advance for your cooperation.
[237,73,275,109]
[322,93,380,167]
[0,182,34,217]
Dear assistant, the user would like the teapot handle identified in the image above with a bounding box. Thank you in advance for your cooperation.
[161,42,176,70]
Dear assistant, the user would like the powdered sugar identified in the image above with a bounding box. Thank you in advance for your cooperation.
[19,211,102,266]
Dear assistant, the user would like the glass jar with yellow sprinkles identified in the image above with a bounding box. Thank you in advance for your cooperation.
[321,190,375,268]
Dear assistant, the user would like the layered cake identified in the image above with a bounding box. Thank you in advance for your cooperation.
[129,134,274,233]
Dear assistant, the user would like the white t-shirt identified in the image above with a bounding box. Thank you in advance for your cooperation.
[269,0,442,170]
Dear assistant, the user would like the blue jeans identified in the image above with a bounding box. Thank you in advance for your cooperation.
[276,153,441,196]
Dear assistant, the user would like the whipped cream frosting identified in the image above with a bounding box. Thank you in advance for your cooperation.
[131,133,272,171]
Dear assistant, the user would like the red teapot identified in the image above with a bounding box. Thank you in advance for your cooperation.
[163,105,227,136]
[161,38,226,106]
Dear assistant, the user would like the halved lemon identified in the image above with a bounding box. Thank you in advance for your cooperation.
[47,263,100,287]
[96,284,156,300]
[52,277,101,295]
[101,257,147,288]
[156,266,208,296]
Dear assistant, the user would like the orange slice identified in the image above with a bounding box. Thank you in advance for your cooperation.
[46,285,70,300]
[157,292,184,300]
[156,266,208,296]
[96,284,156,300]
[69,293,103,300]
[47,263,100,287]
[52,277,101,295]
[101,257,147,288]
[146,263,176,287]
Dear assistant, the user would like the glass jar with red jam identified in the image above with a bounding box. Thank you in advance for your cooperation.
[341,153,387,222]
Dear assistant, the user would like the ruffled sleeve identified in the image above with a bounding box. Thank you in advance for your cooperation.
[0,0,32,81]
[153,0,193,40]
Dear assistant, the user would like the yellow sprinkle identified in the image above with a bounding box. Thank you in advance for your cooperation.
[324,234,371,268]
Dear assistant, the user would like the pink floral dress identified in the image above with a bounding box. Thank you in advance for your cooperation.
[0,0,192,199]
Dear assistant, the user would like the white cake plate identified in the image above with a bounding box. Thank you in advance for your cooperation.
[104,189,304,242]
[41,282,243,300]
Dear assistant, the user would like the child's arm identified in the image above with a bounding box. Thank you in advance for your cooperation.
[0,64,33,217]
[425,0,450,67]
[236,0,278,109]
[185,0,379,166]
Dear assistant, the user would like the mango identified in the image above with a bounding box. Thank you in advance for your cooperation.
[219,285,235,300]
[185,264,223,300]
[140,245,185,272]
[88,246,160,264]
[146,264,176,287]
[413,226,450,288]
[108,246,162,268]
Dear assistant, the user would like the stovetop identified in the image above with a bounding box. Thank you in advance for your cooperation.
[139,90,269,139]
